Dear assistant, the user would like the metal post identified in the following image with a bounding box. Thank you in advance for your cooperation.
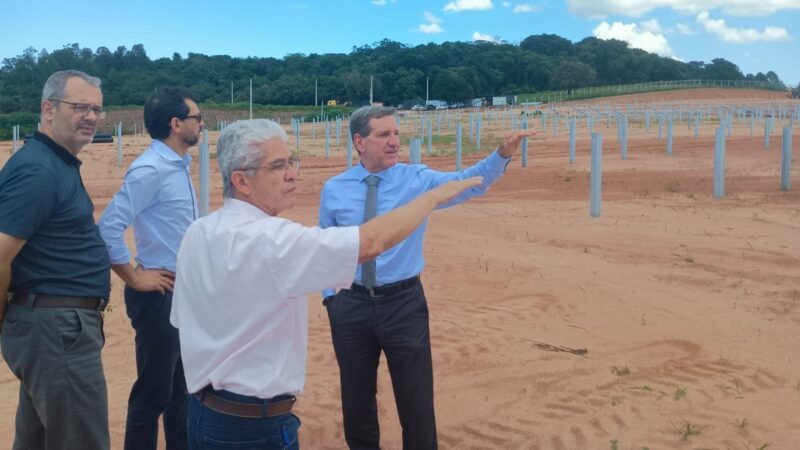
[346,128,353,169]
[325,120,330,158]
[620,115,628,160]
[666,115,673,155]
[713,127,725,198]
[781,126,792,191]
[200,128,210,216]
[117,122,123,167]
[521,113,528,168]
[590,133,602,217]
[569,118,576,163]
[476,115,481,151]
[455,123,462,171]
[427,116,432,155]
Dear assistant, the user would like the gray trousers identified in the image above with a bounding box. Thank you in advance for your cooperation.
[1,303,109,450]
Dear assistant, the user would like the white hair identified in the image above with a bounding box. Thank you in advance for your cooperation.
[217,119,288,198]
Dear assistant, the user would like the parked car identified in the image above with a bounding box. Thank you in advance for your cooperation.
[411,104,424,111]
[435,104,449,110]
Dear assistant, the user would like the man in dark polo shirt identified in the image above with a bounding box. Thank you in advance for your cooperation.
[0,70,111,450]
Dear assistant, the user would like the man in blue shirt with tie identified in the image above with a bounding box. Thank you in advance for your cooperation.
[99,87,202,450]
[319,105,535,449]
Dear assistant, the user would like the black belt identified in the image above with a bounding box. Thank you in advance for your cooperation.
[194,386,295,418]
[8,291,107,312]
[350,276,420,298]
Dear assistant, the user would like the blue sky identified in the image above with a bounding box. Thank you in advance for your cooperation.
[2,0,799,87]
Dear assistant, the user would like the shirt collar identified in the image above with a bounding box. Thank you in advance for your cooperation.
[224,197,271,218]
[33,132,82,167]
[151,139,192,167]
[354,162,395,184]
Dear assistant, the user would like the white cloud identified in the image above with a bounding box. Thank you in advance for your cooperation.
[473,31,501,42]
[566,0,800,18]
[444,0,494,13]
[696,11,790,42]
[593,20,675,57]
[502,1,512,7]
[640,19,662,33]
[513,3,541,13]
[371,0,396,5]
[418,11,444,34]
[675,23,696,34]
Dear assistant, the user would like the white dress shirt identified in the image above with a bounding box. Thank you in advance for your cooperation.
[171,198,359,398]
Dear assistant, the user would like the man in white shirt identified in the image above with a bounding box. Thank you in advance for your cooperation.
[170,119,481,449]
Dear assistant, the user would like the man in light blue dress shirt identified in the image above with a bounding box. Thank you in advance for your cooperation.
[319,106,535,450]
[99,87,202,450]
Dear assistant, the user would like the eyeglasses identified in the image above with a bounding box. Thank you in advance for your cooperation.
[49,99,106,119]
[182,114,203,123]
[239,157,301,174]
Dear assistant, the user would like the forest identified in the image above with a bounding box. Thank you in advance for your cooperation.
[0,33,786,114]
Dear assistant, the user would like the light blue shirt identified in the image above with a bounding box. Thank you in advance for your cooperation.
[318,150,510,298]
[99,140,197,272]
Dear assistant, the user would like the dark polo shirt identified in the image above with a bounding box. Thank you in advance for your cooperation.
[0,132,110,298]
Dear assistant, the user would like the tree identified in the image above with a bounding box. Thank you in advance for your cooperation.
[702,58,743,81]
[521,34,575,58]
[549,60,596,90]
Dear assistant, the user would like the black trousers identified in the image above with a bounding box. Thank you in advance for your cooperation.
[326,281,437,450]
[123,287,188,450]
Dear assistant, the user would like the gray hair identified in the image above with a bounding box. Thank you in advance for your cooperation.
[42,70,102,102]
[217,119,288,198]
[349,106,396,144]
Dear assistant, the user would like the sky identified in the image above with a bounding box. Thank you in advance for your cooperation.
[2,0,799,87]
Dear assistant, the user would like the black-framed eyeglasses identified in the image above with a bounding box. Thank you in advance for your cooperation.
[48,99,106,119]
[182,114,203,123]
[238,157,301,174]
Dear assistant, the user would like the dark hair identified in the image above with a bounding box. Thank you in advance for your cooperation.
[144,87,196,139]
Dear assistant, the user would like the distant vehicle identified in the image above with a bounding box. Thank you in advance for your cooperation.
[425,104,436,111]
[411,105,424,111]
[450,102,465,109]
[326,99,352,106]
[435,104,449,110]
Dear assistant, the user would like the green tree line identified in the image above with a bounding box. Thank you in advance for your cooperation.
[0,34,786,114]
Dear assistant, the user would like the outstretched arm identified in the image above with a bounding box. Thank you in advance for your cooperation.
[497,129,538,158]
[357,177,483,263]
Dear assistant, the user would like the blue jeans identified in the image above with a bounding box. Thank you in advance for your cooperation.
[187,391,300,450]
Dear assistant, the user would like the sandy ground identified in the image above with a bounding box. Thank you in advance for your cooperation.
[1,89,799,449]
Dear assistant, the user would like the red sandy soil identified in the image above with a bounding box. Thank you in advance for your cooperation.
[1,88,799,449]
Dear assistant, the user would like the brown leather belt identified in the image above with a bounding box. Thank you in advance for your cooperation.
[9,291,107,312]
[194,388,296,418]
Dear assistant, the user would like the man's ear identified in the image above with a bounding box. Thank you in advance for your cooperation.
[353,134,365,153]
[230,170,251,197]
[41,100,55,120]
[169,117,182,134]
